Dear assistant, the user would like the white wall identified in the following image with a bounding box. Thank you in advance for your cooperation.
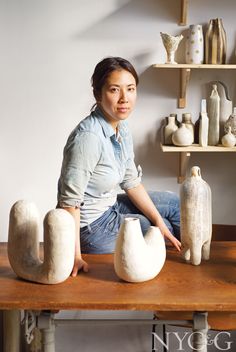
[1,0,236,241]
[1,1,236,351]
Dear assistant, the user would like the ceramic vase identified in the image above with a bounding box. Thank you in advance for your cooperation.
[114,218,166,283]
[208,84,220,145]
[182,113,195,141]
[185,24,204,64]
[221,126,236,147]
[205,18,227,64]
[164,115,178,144]
[224,107,236,137]
[172,123,193,146]
[180,166,212,266]
[160,32,183,64]
[8,200,75,284]
[216,81,233,139]
[199,99,209,147]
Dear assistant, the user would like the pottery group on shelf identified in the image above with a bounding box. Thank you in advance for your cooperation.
[162,83,236,148]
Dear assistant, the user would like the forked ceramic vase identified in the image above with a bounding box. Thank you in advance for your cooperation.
[180,166,212,266]
[8,200,75,284]
[114,218,166,283]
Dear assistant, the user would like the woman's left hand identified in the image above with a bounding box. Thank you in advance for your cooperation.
[158,223,181,252]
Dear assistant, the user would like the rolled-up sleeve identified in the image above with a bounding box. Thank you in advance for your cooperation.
[58,131,102,207]
[120,160,142,191]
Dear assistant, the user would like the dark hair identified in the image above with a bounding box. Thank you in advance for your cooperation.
[91,57,139,105]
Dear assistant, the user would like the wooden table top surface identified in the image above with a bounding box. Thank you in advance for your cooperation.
[0,242,235,312]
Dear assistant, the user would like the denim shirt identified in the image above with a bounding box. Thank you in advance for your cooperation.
[57,107,142,227]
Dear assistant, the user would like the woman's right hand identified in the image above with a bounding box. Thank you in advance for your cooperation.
[71,256,89,277]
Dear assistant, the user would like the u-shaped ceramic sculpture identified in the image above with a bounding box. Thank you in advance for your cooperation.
[8,200,75,284]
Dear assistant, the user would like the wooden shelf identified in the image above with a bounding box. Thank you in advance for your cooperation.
[180,0,188,26]
[161,144,236,153]
[160,143,236,183]
[153,64,236,108]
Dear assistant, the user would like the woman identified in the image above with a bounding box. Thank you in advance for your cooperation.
[57,57,181,276]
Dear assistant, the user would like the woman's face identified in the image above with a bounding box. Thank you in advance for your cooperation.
[98,69,137,129]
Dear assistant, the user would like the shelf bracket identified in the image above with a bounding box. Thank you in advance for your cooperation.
[178,151,191,183]
[179,0,188,26]
[179,68,191,108]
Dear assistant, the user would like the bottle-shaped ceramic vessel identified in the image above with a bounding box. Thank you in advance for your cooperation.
[114,218,166,283]
[205,18,227,64]
[185,24,204,64]
[172,123,193,146]
[208,84,220,145]
[221,126,236,147]
[199,99,209,147]
[180,166,212,266]
[164,114,178,145]
[182,113,194,141]
[224,107,236,137]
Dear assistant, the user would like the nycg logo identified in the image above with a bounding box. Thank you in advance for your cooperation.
[152,331,234,351]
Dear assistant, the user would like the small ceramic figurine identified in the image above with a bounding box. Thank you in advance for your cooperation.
[114,218,166,283]
[8,200,75,284]
[180,166,212,266]
[160,32,183,64]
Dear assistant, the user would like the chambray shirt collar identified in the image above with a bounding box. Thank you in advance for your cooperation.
[93,107,128,139]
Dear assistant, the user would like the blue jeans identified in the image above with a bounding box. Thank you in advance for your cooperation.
[80,191,180,254]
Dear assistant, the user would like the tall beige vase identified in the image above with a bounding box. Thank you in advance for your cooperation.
[180,166,212,266]
[208,84,220,145]
[205,18,227,64]
[114,218,166,283]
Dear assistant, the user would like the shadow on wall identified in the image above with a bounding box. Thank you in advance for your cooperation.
[73,0,180,40]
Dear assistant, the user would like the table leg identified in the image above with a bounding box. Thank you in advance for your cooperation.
[3,310,21,352]
[192,312,209,352]
[38,311,56,352]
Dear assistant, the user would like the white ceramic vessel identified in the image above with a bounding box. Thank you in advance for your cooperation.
[185,24,204,64]
[221,126,236,147]
[172,123,193,146]
[164,115,178,144]
[199,99,209,147]
[114,218,166,283]
[208,84,220,146]
[8,200,75,284]
[160,32,183,64]
[180,166,212,266]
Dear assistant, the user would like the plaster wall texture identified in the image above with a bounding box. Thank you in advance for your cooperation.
[0,1,235,351]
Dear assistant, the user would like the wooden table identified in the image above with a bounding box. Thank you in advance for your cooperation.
[1,242,236,351]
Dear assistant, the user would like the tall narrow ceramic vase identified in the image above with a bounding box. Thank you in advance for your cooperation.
[185,24,204,64]
[8,200,75,284]
[208,84,220,145]
[180,166,212,266]
[114,218,166,283]
[199,99,209,147]
[205,18,227,64]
